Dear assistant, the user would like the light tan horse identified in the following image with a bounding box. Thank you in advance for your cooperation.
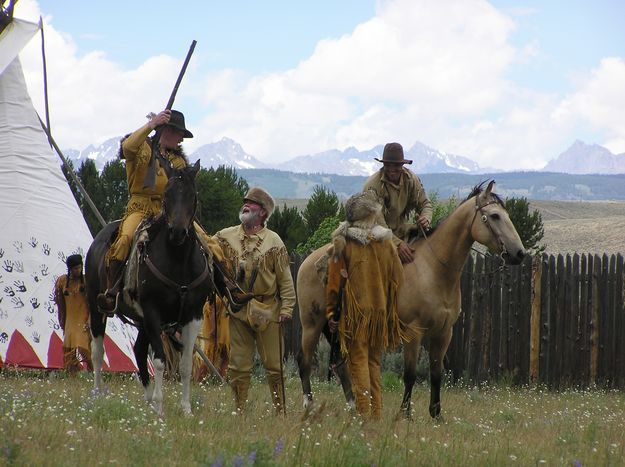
[296,181,526,419]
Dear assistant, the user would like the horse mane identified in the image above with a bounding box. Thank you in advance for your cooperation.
[413,180,504,241]
[461,180,504,206]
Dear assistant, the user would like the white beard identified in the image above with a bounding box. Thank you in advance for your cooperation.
[239,209,260,228]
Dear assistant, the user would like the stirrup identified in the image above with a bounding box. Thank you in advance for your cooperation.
[97,291,119,317]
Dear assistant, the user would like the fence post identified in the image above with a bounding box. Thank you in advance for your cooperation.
[529,255,542,383]
[590,255,600,384]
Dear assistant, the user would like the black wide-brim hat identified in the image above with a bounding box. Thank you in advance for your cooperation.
[166,109,193,138]
[374,142,412,164]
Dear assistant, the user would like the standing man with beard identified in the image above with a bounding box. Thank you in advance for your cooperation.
[215,187,296,414]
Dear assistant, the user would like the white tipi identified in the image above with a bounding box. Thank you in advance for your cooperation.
[0,13,137,371]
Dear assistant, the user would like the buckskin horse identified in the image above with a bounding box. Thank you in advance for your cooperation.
[296,181,526,419]
[86,160,211,416]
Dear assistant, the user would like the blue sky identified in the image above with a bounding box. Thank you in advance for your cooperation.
[13,0,625,170]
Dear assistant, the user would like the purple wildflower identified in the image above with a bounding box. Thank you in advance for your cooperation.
[248,451,257,465]
[210,456,223,467]
[232,455,244,467]
[273,438,285,458]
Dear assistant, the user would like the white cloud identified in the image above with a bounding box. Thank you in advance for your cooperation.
[11,0,625,171]
[554,57,625,154]
[195,0,519,161]
[17,0,182,149]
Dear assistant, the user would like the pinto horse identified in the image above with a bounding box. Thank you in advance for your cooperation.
[296,181,526,419]
[86,160,211,415]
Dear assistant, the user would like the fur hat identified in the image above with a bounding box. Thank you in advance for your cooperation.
[345,190,382,223]
[244,187,275,217]
[65,254,83,268]
[374,142,412,164]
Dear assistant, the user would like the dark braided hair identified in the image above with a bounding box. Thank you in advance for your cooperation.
[64,254,85,295]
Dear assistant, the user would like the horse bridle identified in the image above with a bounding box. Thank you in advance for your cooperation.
[419,194,508,272]
[144,173,205,325]
[161,174,198,240]
[469,196,508,260]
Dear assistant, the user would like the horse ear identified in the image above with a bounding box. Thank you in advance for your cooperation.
[190,159,201,178]
[484,180,496,196]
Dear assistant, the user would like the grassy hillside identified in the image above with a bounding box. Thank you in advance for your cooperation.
[242,169,625,200]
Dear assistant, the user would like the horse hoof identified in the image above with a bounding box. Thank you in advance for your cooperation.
[91,386,109,397]
[303,394,313,410]
[151,403,164,417]
[429,403,441,419]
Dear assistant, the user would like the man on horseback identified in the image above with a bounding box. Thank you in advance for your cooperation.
[363,142,432,264]
[96,109,253,314]
[325,190,403,419]
[215,187,296,414]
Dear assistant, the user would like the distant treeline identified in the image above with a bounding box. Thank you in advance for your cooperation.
[238,169,625,200]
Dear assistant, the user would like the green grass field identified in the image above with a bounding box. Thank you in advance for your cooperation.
[1,368,624,466]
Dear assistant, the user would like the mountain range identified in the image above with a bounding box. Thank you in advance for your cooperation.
[63,137,625,177]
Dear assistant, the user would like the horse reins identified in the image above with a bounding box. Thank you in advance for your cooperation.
[144,253,210,325]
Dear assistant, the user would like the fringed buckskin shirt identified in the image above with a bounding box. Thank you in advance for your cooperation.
[325,224,404,354]
[363,168,433,246]
[53,274,90,350]
[121,123,187,217]
[216,225,296,322]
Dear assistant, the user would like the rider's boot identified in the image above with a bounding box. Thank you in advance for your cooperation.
[96,259,124,315]
[213,258,254,312]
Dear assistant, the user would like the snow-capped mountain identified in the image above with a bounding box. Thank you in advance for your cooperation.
[273,142,481,176]
[191,137,268,170]
[274,146,383,176]
[66,137,121,171]
[64,136,482,175]
[406,142,481,174]
[542,141,625,174]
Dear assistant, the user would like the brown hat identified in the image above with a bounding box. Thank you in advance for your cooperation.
[166,110,193,138]
[374,142,412,164]
[244,187,275,218]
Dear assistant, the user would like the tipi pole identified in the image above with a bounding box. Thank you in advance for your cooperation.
[39,17,52,147]
[38,114,107,228]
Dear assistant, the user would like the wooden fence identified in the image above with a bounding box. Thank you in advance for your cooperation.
[283,252,625,388]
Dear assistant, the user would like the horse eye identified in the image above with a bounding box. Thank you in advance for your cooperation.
[490,213,500,221]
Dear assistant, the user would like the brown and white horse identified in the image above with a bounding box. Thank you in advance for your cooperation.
[296,181,526,419]
[86,160,211,416]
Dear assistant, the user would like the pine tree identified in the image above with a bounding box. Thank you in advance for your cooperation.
[196,165,249,233]
[302,185,340,236]
[268,203,308,252]
[76,159,104,235]
[100,159,128,222]
[504,197,545,253]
